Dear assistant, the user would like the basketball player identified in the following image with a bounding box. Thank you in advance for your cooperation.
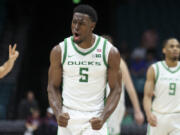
[143,38,180,135]
[102,35,144,135]
[0,44,19,79]
[47,5,122,135]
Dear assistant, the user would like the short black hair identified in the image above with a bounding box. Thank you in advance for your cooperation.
[162,38,171,48]
[73,4,98,23]
[162,38,178,48]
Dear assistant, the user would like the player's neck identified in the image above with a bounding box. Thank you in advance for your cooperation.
[78,34,95,49]
[165,58,178,67]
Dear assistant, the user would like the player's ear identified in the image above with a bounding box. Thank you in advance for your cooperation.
[91,22,96,31]
[162,48,166,54]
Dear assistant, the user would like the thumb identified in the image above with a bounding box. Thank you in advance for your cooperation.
[89,117,96,122]
[64,113,70,120]
[89,119,92,123]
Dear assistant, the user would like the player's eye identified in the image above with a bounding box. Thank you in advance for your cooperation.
[72,20,77,24]
[170,44,174,48]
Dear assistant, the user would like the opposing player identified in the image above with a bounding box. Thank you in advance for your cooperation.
[47,5,122,135]
[0,44,19,79]
[103,35,144,135]
[143,38,180,135]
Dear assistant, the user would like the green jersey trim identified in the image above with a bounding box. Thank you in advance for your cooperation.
[62,38,67,65]
[155,63,159,84]
[103,39,108,67]
[107,126,110,135]
[161,61,180,73]
[147,124,150,135]
[71,36,101,56]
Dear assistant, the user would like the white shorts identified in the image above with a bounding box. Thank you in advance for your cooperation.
[107,102,125,135]
[57,106,108,135]
[147,111,180,135]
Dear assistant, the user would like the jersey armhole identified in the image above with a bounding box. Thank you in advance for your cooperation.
[154,63,159,84]
[102,39,108,67]
[62,38,67,65]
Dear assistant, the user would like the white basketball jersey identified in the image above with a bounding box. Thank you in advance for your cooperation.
[59,34,112,112]
[152,61,180,113]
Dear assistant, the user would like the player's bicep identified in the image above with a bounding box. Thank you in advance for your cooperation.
[144,66,155,97]
[48,46,62,88]
[108,47,121,90]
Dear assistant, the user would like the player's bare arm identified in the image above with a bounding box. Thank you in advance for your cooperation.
[121,59,144,125]
[47,45,70,127]
[143,66,157,127]
[0,44,19,78]
[90,46,121,130]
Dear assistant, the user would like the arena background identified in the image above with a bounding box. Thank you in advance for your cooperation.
[0,0,180,134]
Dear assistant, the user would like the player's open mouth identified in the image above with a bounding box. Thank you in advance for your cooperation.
[74,33,80,41]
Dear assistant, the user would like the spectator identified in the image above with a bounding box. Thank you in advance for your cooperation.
[141,29,158,53]
[39,107,57,135]
[145,50,157,69]
[119,40,130,62]
[18,91,39,119]
[130,28,159,78]
[130,50,147,78]
[24,108,41,135]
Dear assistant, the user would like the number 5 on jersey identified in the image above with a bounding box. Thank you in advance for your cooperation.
[79,67,88,82]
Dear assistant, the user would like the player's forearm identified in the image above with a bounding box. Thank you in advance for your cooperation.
[0,59,15,78]
[121,59,141,112]
[47,85,62,118]
[100,84,121,123]
[143,96,152,116]
[126,87,141,112]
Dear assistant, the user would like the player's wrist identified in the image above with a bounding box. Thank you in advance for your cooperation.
[99,114,106,124]
[8,57,16,63]
[145,111,152,117]
[134,109,142,114]
[7,58,15,65]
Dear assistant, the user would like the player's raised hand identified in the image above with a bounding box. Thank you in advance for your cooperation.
[134,111,144,126]
[9,44,19,62]
[147,112,157,127]
[57,112,70,127]
[89,117,104,130]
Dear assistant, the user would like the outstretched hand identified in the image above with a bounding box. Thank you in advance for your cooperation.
[9,44,19,62]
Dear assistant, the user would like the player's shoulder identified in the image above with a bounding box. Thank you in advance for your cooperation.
[147,61,162,76]
[50,44,61,58]
[99,35,113,47]
[59,36,72,47]
[150,61,162,69]
[108,46,120,63]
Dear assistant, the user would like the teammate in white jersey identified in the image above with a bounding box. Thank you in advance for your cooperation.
[143,38,180,135]
[0,44,19,79]
[103,35,144,135]
[47,5,122,135]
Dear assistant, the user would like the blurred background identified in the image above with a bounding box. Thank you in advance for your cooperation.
[0,0,180,134]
